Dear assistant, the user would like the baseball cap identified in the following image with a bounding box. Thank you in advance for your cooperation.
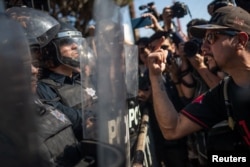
[190,6,250,38]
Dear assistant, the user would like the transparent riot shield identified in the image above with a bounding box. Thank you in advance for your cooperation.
[124,44,144,166]
[0,14,41,166]
[125,44,138,99]
[80,38,98,139]
[80,0,128,166]
[124,44,156,167]
[0,0,3,12]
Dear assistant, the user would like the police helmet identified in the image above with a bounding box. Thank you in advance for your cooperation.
[42,21,86,68]
[6,7,60,47]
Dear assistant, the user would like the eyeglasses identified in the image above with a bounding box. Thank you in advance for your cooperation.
[203,30,239,45]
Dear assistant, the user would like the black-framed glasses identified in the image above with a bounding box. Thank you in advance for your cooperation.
[203,30,239,45]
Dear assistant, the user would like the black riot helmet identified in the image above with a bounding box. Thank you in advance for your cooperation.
[41,21,86,68]
[5,6,60,47]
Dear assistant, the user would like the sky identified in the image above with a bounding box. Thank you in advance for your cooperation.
[132,0,212,37]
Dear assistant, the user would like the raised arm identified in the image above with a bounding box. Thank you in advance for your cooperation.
[147,49,202,139]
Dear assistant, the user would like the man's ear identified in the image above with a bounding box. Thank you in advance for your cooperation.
[238,32,249,47]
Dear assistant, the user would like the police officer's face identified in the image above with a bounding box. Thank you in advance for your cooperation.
[60,42,79,58]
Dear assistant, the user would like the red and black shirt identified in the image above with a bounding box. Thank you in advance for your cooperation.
[181,77,250,146]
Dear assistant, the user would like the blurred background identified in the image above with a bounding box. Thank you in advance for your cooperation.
[4,0,212,42]
[133,0,211,37]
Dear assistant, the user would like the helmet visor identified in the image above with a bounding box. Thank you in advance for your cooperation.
[55,37,87,68]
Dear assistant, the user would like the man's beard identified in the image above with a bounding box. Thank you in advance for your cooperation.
[204,56,221,74]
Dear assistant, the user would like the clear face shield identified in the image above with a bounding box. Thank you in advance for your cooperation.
[54,31,87,69]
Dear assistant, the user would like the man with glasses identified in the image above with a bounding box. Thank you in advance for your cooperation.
[147,5,250,164]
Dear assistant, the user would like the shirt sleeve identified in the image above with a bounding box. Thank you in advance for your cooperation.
[180,83,227,129]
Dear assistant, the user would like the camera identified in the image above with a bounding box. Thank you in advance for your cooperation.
[170,1,189,18]
[139,2,154,10]
[138,2,160,20]
[138,1,189,22]
[183,38,202,57]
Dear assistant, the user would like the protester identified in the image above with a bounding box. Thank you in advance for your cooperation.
[138,31,190,167]
[147,5,250,162]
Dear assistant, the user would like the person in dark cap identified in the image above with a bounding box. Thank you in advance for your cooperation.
[147,5,250,165]
[207,0,234,15]
[235,0,250,13]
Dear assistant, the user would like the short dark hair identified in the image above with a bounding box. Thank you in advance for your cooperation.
[187,18,208,29]
[149,31,169,42]
[136,37,150,46]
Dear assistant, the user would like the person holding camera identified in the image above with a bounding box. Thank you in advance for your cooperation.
[147,5,250,165]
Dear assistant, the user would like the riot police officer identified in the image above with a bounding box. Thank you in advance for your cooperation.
[5,6,89,166]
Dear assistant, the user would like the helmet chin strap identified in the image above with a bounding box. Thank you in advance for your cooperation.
[60,56,80,68]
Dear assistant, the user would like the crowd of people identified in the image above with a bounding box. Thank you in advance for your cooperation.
[0,0,250,167]
[137,0,250,166]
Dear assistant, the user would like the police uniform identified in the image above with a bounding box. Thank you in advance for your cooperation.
[37,70,97,141]
[36,71,83,141]
[35,98,93,167]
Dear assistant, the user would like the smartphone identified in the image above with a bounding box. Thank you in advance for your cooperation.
[131,16,152,29]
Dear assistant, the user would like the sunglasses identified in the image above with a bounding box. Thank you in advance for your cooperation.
[203,30,239,45]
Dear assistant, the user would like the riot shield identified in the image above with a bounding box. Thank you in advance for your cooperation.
[0,14,41,166]
[80,0,128,166]
[0,0,3,12]
[123,44,140,160]
[125,44,156,167]
[80,38,98,139]
[124,44,138,99]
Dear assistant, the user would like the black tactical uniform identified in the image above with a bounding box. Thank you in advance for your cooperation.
[34,98,88,167]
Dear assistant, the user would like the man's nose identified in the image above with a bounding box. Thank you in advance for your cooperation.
[71,43,78,49]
